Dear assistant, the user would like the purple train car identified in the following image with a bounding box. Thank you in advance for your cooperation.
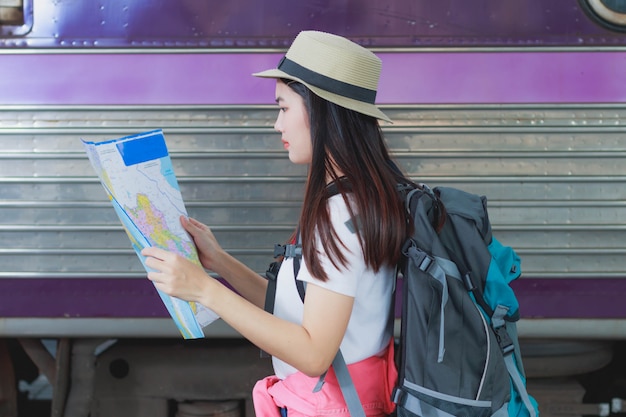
[1,1,626,416]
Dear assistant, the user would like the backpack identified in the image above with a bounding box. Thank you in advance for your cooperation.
[264,182,538,417]
[391,183,538,417]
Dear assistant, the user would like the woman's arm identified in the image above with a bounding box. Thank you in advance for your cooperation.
[141,247,353,377]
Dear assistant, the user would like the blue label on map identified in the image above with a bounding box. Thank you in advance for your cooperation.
[117,130,169,166]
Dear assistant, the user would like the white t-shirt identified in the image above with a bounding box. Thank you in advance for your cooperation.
[272,194,395,380]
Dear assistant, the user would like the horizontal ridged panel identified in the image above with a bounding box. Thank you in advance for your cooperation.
[0,104,624,279]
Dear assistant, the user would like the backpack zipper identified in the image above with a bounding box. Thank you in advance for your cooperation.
[473,300,491,400]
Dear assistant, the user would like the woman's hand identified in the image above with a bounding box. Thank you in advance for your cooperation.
[179,215,268,308]
[180,216,226,273]
[141,246,216,305]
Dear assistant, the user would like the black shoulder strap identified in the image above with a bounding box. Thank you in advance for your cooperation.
[293,228,305,301]
[264,230,303,314]
[263,260,281,316]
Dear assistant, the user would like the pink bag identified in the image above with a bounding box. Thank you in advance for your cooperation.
[253,339,397,417]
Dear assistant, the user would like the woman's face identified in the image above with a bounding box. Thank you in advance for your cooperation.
[274,80,312,165]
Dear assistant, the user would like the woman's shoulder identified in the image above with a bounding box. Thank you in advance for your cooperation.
[327,192,353,216]
[326,194,360,238]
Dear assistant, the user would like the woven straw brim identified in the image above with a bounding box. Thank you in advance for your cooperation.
[253,69,392,123]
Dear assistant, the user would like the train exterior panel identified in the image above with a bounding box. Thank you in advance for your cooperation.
[1,53,626,336]
[1,1,626,415]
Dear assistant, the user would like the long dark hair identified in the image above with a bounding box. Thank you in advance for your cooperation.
[286,80,411,281]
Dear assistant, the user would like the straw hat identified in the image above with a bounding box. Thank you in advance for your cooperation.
[253,31,391,123]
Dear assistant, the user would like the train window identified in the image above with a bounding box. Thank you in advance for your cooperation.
[0,0,23,25]
[580,0,626,32]
[0,0,32,36]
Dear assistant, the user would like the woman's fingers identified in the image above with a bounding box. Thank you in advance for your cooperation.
[141,247,182,275]
[182,216,208,234]
[142,246,169,262]
[188,216,208,229]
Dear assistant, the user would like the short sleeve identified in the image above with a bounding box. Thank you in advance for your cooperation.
[297,195,365,297]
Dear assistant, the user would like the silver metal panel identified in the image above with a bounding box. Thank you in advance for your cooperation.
[0,317,240,338]
[0,104,624,279]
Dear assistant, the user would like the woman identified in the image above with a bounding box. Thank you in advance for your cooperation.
[142,30,410,417]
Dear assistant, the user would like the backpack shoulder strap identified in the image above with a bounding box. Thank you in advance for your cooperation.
[329,351,367,417]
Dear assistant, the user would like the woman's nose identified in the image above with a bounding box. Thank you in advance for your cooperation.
[273,114,282,132]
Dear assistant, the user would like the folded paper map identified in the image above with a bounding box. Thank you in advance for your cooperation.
[82,129,218,338]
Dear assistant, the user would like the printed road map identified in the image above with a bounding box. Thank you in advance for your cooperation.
[82,129,218,338]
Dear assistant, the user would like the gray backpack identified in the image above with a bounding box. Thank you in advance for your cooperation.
[391,184,538,417]
[265,183,539,417]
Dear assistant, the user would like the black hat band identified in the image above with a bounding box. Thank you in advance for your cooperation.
[278,57,377,104]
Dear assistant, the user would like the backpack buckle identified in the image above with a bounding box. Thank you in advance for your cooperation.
[265,261,280,282]
[494,325,515,355]
[273,244,286,258]
[418,253,435,273]
[391,387,404,405]
[274,243,302,258]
